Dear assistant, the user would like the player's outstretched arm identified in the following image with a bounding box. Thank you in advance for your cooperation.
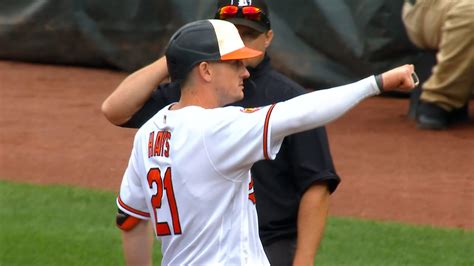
[101,56,169,126]
[270,64,417,141]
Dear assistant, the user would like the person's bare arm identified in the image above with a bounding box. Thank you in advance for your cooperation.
[101,56,169,125]
[292,182,330,266]
[121,219,154,266]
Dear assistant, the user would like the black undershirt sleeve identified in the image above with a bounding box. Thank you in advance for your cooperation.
[287,126,340,195]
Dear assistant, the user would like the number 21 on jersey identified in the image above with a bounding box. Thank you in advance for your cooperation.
[147,167,182,236]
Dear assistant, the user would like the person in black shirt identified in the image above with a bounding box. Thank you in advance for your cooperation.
[102,0,340,264]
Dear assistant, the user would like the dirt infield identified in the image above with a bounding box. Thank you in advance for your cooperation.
[1,61,473,229]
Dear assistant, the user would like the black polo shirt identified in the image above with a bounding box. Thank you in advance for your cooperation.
[122,55,340,246]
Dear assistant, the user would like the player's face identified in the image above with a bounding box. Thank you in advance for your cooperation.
[212,60,250,105]
[236,25,273,68]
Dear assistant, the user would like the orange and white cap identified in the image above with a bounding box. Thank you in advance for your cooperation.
[166,19,262,81]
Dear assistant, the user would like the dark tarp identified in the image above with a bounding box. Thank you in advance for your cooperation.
[0,0,434,88]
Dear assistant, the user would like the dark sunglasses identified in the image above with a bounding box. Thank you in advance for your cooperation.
[216,5,270,27]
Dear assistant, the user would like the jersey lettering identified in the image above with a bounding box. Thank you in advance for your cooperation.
[147,167,182,236]
[148,131,155,158]
[148,130,172,158]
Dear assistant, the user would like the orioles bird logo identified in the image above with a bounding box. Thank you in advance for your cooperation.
[240,107,261,113]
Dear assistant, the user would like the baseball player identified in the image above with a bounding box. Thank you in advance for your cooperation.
[103,1,340,264]
[115,19,417,265]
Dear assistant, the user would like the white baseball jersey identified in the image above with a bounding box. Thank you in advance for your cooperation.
[117,76,380,265]
[118,103,282,265]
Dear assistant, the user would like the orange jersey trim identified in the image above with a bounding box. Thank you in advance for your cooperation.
[117,195,150,218]
[248,192,256,204]
[263,104,277,160]
[117,215,142,231]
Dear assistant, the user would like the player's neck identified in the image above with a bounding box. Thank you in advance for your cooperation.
[170,85,220,110]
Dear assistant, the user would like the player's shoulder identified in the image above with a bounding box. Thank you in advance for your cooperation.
[134,104,187,132]
[207,105,267,116]
[204,106,248,120]
[203,105,269,129]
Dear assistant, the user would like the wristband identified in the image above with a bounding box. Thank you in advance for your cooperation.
[374,74,384,93]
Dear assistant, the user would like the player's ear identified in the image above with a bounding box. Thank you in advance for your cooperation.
[197,61,213,82]
[264,30,273,48]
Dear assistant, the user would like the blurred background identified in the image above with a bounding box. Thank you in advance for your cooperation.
[0,0,435,89]
[1,1,473,265]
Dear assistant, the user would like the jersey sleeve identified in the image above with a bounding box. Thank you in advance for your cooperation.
[270,76,380,141]
[116,137,151,220]
[202,105,284,180]
[120,82,181,128]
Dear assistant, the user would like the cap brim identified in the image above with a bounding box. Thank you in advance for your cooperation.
[226,18,268,33]
[221,46,262,61]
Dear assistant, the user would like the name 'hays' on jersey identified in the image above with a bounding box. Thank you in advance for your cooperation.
[117,103,282,265]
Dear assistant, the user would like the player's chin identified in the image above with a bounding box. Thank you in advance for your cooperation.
[234,90,244,101]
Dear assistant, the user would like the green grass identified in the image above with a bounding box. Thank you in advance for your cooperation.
[1,180,473,266]
[317,217,474,266]
[0,180,162,266]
